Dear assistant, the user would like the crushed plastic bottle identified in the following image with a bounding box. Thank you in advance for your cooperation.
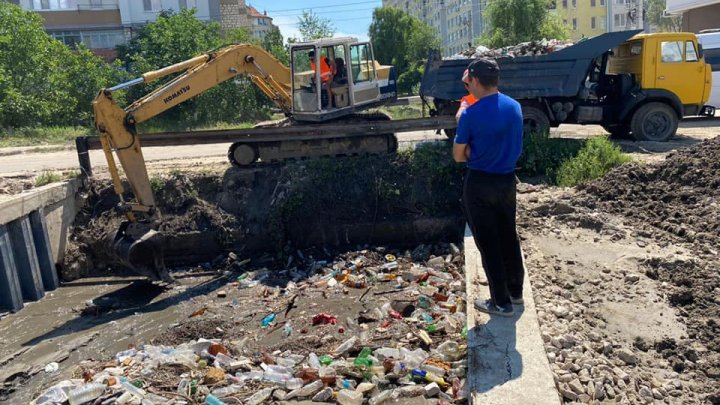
[67,383,105,405]
[261,313,276,327]
[204,394,227,405]
[369,389,392,405]
[246,387,274,405]
[308,353,321,369]
[283,322,293,337]
[337,389,363,405]
[318,355,334,366]
[333,336,358,355]
[210,384,243,397]
[353,347,373,367]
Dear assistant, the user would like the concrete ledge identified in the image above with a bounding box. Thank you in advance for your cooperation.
[464,225,559,405]
[0,225,23,312]
[0,179,80,225]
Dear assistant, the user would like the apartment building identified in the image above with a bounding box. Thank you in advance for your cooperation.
[247,5,274,40]
[607,0,644,33]
[666,0,720,32]
[551,0,608,40]
[13,0,276,60]
[382,0,488,56]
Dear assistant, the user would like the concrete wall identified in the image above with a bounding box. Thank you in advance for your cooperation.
[683,4,720,32]
[0,180,81,266]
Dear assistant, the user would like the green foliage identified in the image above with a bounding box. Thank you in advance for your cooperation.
[369,7,439,94]
[0,3,122,128]
[517,131,584,180]
[262,28,289,65]
[297,11,334,41]
[117,9,272,128]
[35,171,62,187]
[647,0,682,32]
[480,0,569,48]
[556,136,631,187]
[0,126,93,147]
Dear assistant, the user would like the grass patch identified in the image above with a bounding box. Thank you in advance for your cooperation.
[556,136,631,187]
[34,171,63,187]
[517,131,585,180]
[377,104,424,121]
[0,127,94,148]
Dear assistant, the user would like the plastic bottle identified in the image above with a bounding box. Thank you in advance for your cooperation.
[261,313,276,327]
[353,347,373,367]
[380,261,398,270]
[205,394,227,405]
[177,378,190,395]
[308,353,321,369]
[211,384,243,397]
[283,322,293,337]
[337,389,363,405]
[333,336,358,355]
[376,273,398,282]
[67,383,106,405]
[318,355,333,366]
[121,380,147,399]
[417,295,432,308]
[369,389,392,405]
[284,377,305,390]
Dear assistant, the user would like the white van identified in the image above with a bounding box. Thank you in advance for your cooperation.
[697,30,720,109]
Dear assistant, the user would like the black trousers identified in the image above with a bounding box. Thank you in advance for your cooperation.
[463,169,525,306]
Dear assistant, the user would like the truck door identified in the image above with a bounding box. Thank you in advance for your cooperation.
[656,39,706,106]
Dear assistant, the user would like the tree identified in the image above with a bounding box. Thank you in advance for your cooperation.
[646,0,682,32]
[297,11,335,41]
[0,3,121,128]
[117,9,271,127]
[263,27,289,65]
[480,0,569,48]
[369,7,440,94]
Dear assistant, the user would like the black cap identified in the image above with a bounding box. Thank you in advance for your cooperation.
[467,58,499,77]
[309,50,315,57]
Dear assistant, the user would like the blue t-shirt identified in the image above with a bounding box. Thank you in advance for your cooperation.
[455,93,523,174]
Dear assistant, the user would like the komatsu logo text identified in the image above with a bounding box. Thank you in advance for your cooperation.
[163,85,190,104]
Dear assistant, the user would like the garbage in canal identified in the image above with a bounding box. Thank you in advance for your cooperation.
[33,243,468,404]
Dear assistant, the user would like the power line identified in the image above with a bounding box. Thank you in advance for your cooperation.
[271,6,379,17]
[275,16,373,26]
[265,0,381,13]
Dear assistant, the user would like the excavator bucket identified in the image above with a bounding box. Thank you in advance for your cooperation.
[110,221,173,284]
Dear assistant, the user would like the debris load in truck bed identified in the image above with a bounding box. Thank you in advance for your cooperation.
[447,39,575,60]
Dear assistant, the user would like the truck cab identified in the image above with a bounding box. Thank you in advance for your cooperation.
[289,38,397,122]
[421,30,713,142]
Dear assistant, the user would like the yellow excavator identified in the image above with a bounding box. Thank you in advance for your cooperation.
[92,38,400,282]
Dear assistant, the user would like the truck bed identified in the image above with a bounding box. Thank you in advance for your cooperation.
[420,30,642,102]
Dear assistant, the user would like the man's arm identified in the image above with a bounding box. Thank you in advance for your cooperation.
[453,143,469,162]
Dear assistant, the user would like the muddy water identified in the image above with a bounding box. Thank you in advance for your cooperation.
[0,272,224,403]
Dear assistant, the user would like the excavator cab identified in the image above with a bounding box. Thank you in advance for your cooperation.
[289,38,397,122]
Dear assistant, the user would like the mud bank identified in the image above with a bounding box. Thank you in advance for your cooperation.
[61,144,465,281]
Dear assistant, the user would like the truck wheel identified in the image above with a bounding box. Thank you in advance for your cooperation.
[602,125,630,139]
[522,106,550,135]
[630,102,678,142]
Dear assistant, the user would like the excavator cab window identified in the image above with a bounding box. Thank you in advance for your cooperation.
[291,46,320,112]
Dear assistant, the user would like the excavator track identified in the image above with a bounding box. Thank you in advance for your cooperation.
[227,112,398,167]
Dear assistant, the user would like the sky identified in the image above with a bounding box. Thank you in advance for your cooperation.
[247,0,383,42]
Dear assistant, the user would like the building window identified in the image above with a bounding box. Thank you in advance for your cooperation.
[573,18,577,30]
[600,0,605,4]
[591,16,596,29]
[572,0,576,7]
[562,0,567,7]
[179,0,187,9]
[591,0,596,6]
[614,13,625,27]
[33,0,79,10]
[600,18,607,30]
[143,0,162,11]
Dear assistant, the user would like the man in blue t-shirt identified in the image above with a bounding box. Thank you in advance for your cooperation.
[453,58,525,317]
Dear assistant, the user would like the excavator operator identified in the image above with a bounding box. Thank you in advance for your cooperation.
[309,50,335,108]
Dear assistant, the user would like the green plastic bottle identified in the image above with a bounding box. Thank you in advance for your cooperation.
[461,324,468,339]
[353,347,373,367]
[319,355,333,366]
[426,324,438,333]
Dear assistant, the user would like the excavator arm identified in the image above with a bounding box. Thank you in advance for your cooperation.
[92,44,291,281]
[93,44,291,216]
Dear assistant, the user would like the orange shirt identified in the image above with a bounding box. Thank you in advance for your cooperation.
[311,57,333,83]
[461,94,477,107]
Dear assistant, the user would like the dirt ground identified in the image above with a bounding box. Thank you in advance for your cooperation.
[516,136,720,404]
[1,120,719,404]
